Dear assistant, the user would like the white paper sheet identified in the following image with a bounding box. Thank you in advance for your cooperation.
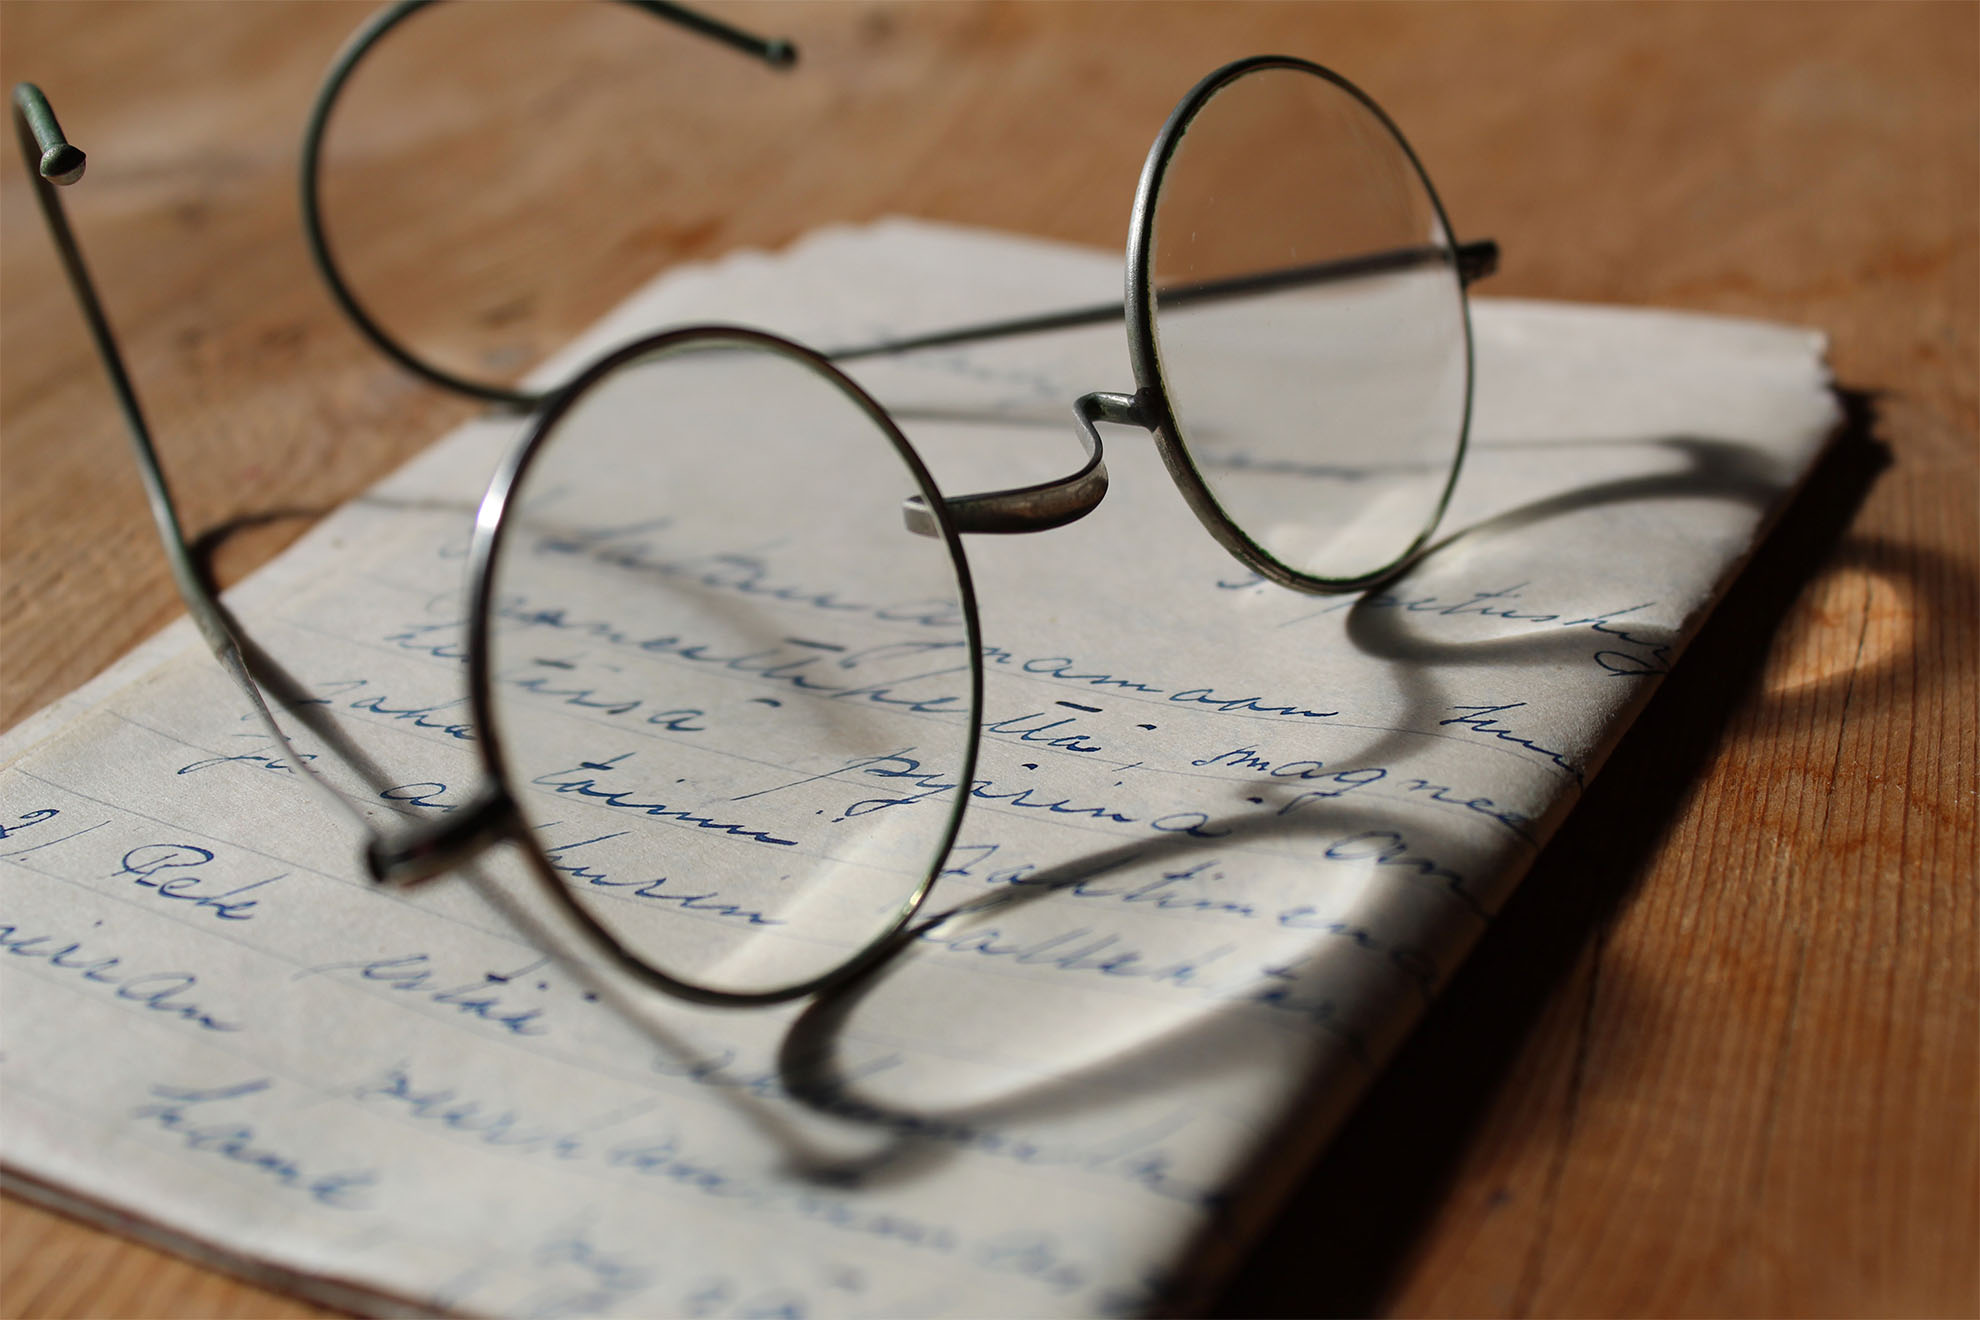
[0,220,1836,1318]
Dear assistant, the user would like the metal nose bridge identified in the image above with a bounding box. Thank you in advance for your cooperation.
[901,390,1155,537]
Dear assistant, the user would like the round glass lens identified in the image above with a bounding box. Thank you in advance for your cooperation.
[480,334,977,1000]
[1149,62,1471,587]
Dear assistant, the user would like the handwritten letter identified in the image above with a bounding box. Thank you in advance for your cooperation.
[0,222,1836,1316]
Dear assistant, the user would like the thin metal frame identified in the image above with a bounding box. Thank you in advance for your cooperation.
[459,328,985,1008]
[1124,55,1485,593]
[11,2,1498,1009]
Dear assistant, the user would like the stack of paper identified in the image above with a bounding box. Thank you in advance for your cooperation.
[0,221,1835,1317]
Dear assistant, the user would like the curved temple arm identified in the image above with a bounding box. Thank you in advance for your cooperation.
[10,82,421,853]
[11,85,233,663]
[827,239,1499,363]
[299,0,1493,547]
[300,0,797,409]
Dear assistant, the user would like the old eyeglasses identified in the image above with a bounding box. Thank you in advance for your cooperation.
[15,0,1496,1007]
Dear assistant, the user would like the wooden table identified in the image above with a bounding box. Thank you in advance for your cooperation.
[2,3,1973,1315]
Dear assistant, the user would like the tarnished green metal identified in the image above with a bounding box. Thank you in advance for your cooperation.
[13,83,86,183]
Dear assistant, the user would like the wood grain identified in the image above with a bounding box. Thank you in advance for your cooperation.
[1,3,1973,1316]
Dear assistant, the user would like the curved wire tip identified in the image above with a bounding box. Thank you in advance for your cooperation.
[628,2,797,70]
[40,142,86,185]
[12,83,86,185]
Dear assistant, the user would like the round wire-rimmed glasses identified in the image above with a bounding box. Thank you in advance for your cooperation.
[12,0,1497,1006]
